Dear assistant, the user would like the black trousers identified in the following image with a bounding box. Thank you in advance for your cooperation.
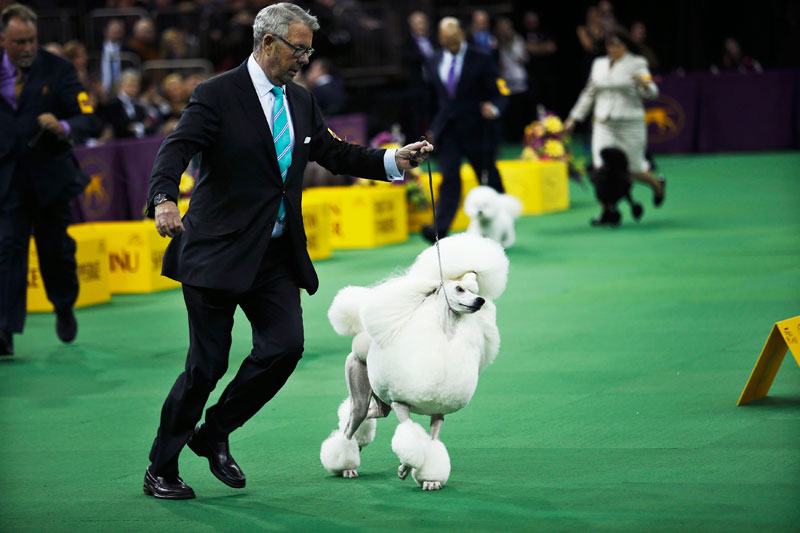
[0,178,78,333]
[148,236,304,477]
[435,127,505,234]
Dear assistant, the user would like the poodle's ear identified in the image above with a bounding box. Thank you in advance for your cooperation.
[500,194,523,219]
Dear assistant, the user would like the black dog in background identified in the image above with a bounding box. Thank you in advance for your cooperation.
[589,147,644,226]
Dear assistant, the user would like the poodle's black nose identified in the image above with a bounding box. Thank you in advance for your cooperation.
[474,297,485,309]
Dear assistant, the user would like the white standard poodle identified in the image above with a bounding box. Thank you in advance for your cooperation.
[319,234,509,491]
[463,186,523,248]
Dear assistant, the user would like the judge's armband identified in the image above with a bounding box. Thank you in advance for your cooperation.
[496,78,511,96]
[77,91,94,114]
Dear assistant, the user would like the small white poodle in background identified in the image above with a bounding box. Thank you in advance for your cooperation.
[464,186,523,248]
[320,234,509,491]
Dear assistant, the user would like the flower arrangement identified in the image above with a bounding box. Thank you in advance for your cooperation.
[522,108,586,183]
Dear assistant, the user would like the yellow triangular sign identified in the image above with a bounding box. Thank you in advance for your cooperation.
[737,315,800,405]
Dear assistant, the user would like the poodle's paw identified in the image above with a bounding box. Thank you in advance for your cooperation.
[320,430,360,475]
[342,469,359,479]
[411,440,450,489]
[398,463,411,480]
[422,481,443,491]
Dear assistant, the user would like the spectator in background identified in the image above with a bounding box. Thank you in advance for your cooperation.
[99,69,158,139]
[43,41,63,56]
[468,9,495,53]
[406,10,434,62]
[713,37,762,73]
[495,16,528,142]
[577,5,605,58]
[127,17,159,63]
[403,10,434,139]
[630,21,659,72]
[159,27,189,60]
[63,40,89,87]
[306,57,346,116]
[156,72,186,133]
[101,18,125,94]
[522,10,559,115]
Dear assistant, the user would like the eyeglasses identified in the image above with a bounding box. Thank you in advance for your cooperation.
[276,36,314,59]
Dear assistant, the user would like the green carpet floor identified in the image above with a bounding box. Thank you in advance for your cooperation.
[1,152,799,532]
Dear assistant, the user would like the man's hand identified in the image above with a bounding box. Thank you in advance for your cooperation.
[37,113,67,139]
[564,117,576,134]
[480,102,499,120]
[395,140,434,171]
[154,201,184,238]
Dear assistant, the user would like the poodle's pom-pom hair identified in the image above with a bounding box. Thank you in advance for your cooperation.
[407,233,509,300]
[391,419,430,469]
[320,430,360,475]
[328,286,371,336]
[500,193,523,219]
[337,397,376,448]
[411,440,451,487]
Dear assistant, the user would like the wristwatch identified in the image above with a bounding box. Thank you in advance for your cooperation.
[153,193,172,206]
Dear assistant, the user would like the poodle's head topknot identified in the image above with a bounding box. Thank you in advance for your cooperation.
[406,234,509,299]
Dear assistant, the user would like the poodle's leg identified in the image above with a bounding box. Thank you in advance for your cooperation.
[391,402,413,480]
[429,414,444,441]
[339,353,374,478]
[418,414,447,491]
[344,353,371,441]
[367,394,392,419]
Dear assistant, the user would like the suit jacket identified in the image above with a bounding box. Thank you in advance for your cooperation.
[423,44,507,146]
[147,60,389,294]
[569,53,658,123]
[0,49,98,206]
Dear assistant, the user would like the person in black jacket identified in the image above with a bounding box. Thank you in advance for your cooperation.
[0,4,99,357]
[421,16,508,243]
[142,2,432,500]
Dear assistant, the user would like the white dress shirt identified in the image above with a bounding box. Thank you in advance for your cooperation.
[438,41,467,87]
[247,55,403,237]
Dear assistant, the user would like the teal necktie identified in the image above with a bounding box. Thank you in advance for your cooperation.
[271,86,292,223]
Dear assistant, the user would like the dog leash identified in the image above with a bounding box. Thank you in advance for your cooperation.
[412,137,450,307]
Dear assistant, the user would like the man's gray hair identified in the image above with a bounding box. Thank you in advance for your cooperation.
[253,3,319,52]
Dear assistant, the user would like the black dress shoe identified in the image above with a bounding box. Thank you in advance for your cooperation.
[56,309,77,343]
[187,425,246,488]
[654,175,666,207]
[0,330,13,356]
[143,467,195,500]
[421,225,445,244]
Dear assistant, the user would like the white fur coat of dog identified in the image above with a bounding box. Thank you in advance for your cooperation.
[320,234,508,490]
[464,186,523,248]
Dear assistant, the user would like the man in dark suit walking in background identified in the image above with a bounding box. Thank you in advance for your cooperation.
[143,2,432,500]
[0,4,99,357]
[420,16,508,243]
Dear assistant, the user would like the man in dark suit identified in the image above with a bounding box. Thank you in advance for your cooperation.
[0,4,99,357]
[143,2,432,500]
[421,16,508,243]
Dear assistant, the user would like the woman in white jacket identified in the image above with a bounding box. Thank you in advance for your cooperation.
[565,32,665,211]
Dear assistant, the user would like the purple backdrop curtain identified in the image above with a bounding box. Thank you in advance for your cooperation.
[696,71,796,152]
[645,75,698,153]
[648,69,799,154]
[71,136,164,222]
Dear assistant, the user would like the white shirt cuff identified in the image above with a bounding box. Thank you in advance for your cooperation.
[383,148,405,181]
